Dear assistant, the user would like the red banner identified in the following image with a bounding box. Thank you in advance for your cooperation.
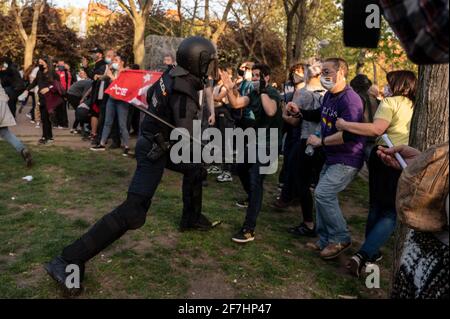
[105,69,162,108]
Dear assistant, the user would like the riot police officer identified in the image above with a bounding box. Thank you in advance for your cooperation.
[44,36,219,294]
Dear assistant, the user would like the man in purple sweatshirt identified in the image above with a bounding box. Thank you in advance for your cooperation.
[288,58,365,259]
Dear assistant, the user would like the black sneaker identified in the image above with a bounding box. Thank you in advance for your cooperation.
[44,256,84,296]
[236,199,249,208]
[179,214,222,232]
[232,228,255,243]
[38,137,47,145]
[90,144,106,151]
[288,223,316,237]
[346,253,367,278]
[122,148,130,157]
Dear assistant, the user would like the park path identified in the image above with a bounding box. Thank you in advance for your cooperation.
[10,102,138,150]
[10,103,88,149]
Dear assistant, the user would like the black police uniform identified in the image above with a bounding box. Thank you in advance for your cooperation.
[44,36,218,293]
[48,65,211,282]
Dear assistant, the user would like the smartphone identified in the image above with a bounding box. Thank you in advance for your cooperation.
[381,134,408,169]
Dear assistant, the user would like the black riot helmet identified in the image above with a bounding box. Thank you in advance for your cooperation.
[176,36,218,82]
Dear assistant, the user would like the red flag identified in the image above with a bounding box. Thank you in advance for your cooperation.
[105,70,162,108]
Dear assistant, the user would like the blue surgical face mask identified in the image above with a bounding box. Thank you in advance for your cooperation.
[105,58,112,65]
[320,76,336,91]
[111,63,119,70]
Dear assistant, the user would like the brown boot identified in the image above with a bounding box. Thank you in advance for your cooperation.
[320,242,352,260]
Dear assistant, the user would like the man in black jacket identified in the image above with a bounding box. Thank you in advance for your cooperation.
[44,37,220,295]
[0,57,26,118]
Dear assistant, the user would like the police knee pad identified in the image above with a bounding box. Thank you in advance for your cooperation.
[116,193,152,230]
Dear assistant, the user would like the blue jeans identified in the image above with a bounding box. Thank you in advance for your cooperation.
[359,203,397,260]
[315,164,358,248]
[0,127,25,153]
[101,98,130,147]
[237,154,268,230]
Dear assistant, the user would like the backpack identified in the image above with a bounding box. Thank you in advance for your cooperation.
[396,142,449,232]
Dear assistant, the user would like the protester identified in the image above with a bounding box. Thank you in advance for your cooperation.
[281,62,326,236]
[289,58,365,259]
[212,68,234,182]
[91,54,131,156]
[20,63,38,120]
[1,81,33,166]
[0,57,26,118]
[67,69,93,134]
[220,63,283,243]
[349,74,380,160]
[23,56,62,144]
[336,70,417,276]
[275,63,308,208]
[54,59,72,129]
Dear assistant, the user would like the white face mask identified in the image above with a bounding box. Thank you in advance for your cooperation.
[3,63,8,69]
[111,63,119,71]
[105,58,112,65]
[320,76,336,91]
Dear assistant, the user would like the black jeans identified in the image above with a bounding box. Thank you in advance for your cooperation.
[280,138,301,202]
[39,96,53,140]
[216,106,235,172]
[237,153,267,230]
[55,101,69,128]
[5,87,18,118]
[296,139,325,223]
[67,94,82,130]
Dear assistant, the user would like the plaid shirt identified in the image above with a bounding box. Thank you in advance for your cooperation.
[380,0,449,64]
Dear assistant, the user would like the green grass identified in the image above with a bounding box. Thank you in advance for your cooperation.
[0,141,392,298]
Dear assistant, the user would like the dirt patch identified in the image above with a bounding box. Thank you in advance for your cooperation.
[16,263,46,290]
[151,232,179,249]
[187,271,236,299]
[57,207,99,223]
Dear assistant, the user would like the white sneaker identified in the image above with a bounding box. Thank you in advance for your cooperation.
[35,122,41,128]
[217,171,233,183]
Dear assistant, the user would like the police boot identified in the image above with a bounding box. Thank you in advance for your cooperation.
[44,256,84,296]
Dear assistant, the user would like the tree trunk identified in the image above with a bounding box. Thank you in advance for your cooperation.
[372,60,377,85]
[391,63,449,293]
[24,38,36,70]
[355,49,367,74]
[285,15,294,69]
[133,16,146,68]
[204,0,211,38]
[293,0,307,62]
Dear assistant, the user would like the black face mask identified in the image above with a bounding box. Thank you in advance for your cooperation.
[237,69,245,77]
[39,64,45,71]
